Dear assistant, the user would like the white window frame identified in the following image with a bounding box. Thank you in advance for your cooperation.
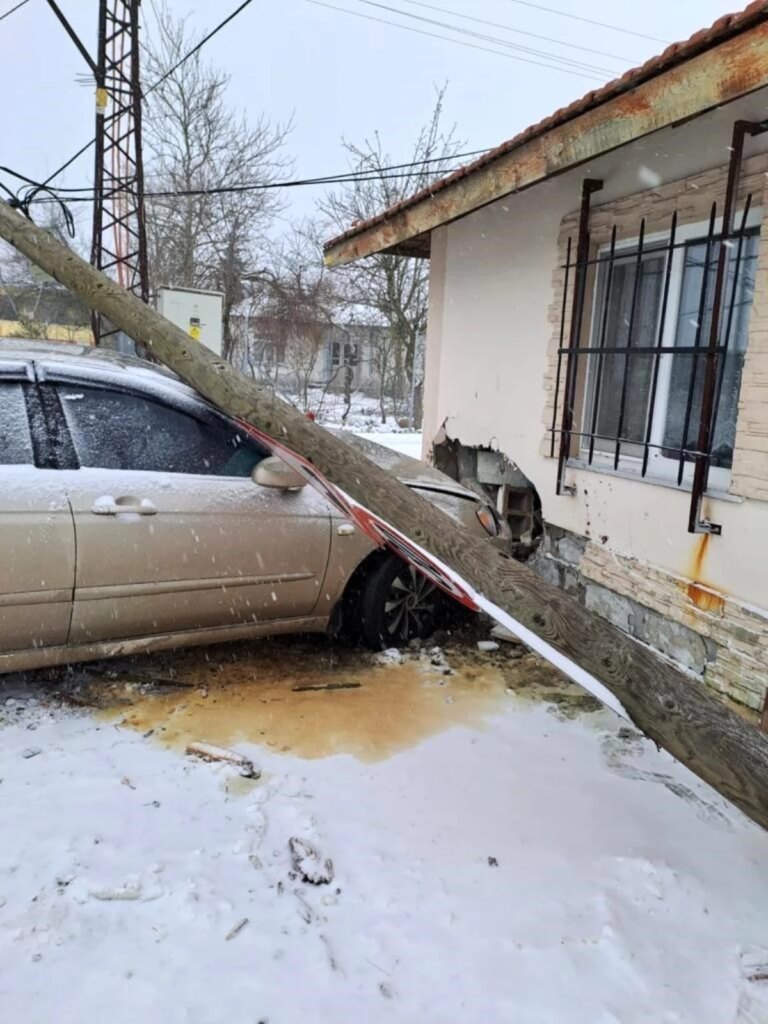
[574,207,762,495]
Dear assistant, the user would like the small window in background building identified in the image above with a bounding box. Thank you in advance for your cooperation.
[0,382,34,465]
[58,385,267,477]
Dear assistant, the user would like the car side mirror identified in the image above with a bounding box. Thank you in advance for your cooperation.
[253,456,306,490]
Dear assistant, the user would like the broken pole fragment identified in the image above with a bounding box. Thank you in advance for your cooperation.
[2,199,768,831]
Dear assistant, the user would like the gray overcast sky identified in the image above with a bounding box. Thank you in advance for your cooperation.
[0,0,743,226]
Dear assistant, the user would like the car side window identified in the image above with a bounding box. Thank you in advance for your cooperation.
[0,382,34,465]
[57,384,266,477]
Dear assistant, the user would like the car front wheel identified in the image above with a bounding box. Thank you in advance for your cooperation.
[357,555,443,649]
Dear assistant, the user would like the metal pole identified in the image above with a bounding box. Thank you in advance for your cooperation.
[688,119,768,533]
[556,178,603,495]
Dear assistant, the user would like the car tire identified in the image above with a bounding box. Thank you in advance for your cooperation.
[357,555,444,649]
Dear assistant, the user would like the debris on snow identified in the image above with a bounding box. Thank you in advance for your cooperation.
[289,837,334,886]
[319,932,342,973]
[225,918,249,942]
[21,747,41,759]
[292,682,362,693]
[490,624,524,645]
[186,741,260,778]
[741,949,768,983]
[294,891,315,924]
[375,648,405,665]
[89,883,143,902]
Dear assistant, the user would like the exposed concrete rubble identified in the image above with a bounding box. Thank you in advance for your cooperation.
[432,438,541,554]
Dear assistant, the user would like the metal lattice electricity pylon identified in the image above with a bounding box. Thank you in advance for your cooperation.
[90,0,148,348]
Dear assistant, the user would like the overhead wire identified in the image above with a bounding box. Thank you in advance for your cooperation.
[391,0,635,64]
[0,0,31,22]
[343,0,620,75]
[306,0,604,79]
[9,165,470,207]
[497,0,670,44]
[147,0,254,93]
[44,0,98,74]
[1,146,489,198]
[39,0,257,189]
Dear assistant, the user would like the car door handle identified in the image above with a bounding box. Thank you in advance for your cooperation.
[92,496,158,516]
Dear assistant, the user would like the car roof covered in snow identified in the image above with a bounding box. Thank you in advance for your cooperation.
[0,339,178,379]
[0,339,201,401]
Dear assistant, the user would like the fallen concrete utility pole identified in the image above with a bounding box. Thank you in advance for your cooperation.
[2,200,768,832]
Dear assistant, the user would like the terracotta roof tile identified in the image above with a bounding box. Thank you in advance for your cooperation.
[324,1,768,254]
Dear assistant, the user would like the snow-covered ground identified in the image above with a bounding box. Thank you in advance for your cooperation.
[353,430,423,460]
[2,639,768,1024]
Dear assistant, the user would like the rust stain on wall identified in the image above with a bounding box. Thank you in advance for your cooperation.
[684,531,726,615]
[690,532,711,580]
[686,583,726,614]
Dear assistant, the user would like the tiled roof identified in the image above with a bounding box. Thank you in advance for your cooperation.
[324,1,768,254]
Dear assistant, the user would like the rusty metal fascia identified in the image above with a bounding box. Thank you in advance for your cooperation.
[324,23,768,267]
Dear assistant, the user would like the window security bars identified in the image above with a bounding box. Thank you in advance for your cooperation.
[550,120,768,535]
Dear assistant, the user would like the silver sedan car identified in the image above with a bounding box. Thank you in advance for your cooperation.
[0,341,506,674]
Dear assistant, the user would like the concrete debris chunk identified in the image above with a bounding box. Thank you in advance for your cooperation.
[490,624,524,645]
[476,640,500,653]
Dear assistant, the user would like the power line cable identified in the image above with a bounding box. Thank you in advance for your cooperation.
[306,0,604,79]
[44,0,97,74]
[497,0,669,44]
[2,147,488,196]
[394,0,635,64]
[345,0,617,74]
[40,0,257,188]
[148,0,254,93]
[10,166,471,207]
[0,0,31,22]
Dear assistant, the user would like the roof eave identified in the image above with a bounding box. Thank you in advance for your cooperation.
[324,19,768,268]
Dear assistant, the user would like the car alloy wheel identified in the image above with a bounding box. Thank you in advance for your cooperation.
[383,565,439,642]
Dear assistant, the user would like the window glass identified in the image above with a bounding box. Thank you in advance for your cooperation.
[0,382,33,465]
[663,233,758,467]
[586,253,665,455]
[58,385,266,476]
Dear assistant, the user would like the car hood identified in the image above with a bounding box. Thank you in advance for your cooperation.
[327,429,479,502]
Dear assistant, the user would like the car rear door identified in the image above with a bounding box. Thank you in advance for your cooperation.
[41,368,332,645]
[0,364,75,653]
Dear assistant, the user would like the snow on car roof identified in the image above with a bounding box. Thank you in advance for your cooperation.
[0,339,203,402]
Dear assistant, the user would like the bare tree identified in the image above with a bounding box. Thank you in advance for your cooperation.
[142,1,291,359]
[0,207,90,340]
[368,326,399,424]
[318,86,464,423]
[245,229,341,411]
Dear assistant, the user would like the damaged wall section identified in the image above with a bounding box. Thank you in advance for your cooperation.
[432,438,542,556]
[433,439,768,716]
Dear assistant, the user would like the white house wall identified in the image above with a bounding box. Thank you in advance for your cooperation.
[423,94,768,709]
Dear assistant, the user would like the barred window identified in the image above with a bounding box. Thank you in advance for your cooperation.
[579,226,759,480]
